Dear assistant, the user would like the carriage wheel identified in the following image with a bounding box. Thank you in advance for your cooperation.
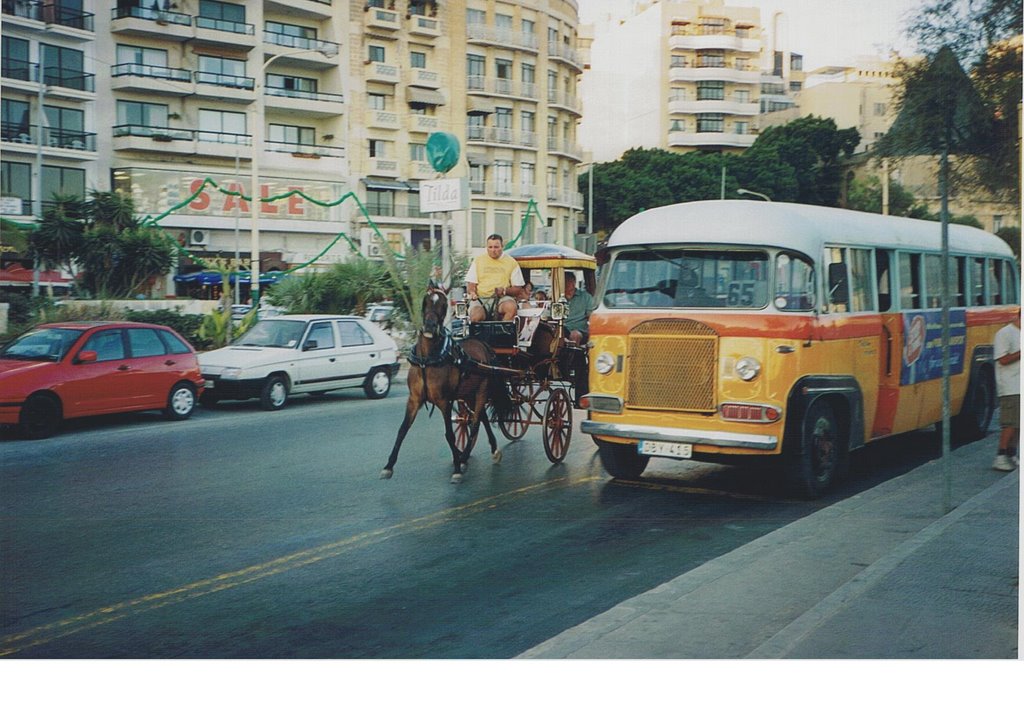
[542,388,573,463]
[449,398,474,454]
[498,381,533,441]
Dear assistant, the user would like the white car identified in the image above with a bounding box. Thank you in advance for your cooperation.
[198,314,400,410]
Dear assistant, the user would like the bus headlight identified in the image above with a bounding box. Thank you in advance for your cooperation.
[735,356,761,381]
[595,352,616,375]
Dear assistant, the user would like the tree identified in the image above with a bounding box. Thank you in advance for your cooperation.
[28,190,174,298]
[846,175,925,217]
[898,0,1022,200]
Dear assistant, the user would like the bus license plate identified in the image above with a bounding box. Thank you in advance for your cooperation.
[639,441,692,459]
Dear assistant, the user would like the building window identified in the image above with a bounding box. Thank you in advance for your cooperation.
[697,81,725,100]
[41,165,86,210]
[697,52,725,68]
[789,81,802,92]
[467,8,485,26]
[2,37,30,81]
[369,139,388,158]
[368,93,387,110]
[873,102,887,116]
[699,16,726,34]
[495,58,513,93]
[696,114,724,133]
[734,121,750,134]
[116,44,168,68]
[44,106,84,137]
[367,189,393,216]
[494,161,512,195]
[522,19,535,39]
[197,109,246,143]
[467,115,484,140]
[117,100,168,128]
[410,51,426,69]
[2,99,30,138]
[471,209,486,247]
[993,215,1004,232]
[521,110,535,134]
[735,89,750,103]
[547,70,558,102]
[198,0,246,25]
[265,20,316,42]
[790,54,803,71]
[495,13,512,30]
[410,143,426,161]
[548,27,559,47]
[368,45,385,63]
[520,162,535,192]
[467,54,485,89]
[41,44,86,89]
[197,55,249,88]
[1,161,31,209]
[268,124,314,148]
[494,210,512,241]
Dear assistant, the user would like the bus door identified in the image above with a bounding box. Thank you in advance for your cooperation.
[872,249,901,438]
[824,247,883,441]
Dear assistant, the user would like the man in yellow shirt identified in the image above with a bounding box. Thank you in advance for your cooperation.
[465,234,525,321]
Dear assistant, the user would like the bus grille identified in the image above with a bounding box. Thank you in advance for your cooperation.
[626,319,718,412]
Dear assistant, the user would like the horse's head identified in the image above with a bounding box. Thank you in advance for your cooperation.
[420,288,448,339]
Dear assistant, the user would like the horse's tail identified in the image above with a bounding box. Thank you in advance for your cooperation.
[485,370,514,420]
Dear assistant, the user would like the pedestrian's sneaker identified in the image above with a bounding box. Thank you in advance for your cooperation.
[992,454,1015,472]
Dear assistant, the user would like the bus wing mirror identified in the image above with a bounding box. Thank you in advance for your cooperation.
[828,262,849,305]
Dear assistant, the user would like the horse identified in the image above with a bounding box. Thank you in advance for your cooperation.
[380,289,506,483]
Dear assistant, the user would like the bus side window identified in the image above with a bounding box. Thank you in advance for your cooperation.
[848,248,874,311]
[825,247,848,312]
[953,256,966,307]
[987,258,1002,305]
[899,252,922,309]
[924,254,942,308]
[876,249,892,312]
[970,257,985,305]
[1004,261,1020,304]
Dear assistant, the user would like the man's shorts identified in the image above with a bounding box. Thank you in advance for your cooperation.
[999,394,1019,428]
[469,295,516,319]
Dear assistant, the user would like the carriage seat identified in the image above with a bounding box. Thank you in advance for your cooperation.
[468,320,518,356]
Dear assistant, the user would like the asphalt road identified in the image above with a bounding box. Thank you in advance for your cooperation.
[0,387,953,658]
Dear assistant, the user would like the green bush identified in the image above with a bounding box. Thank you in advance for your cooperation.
[0,292,33,326]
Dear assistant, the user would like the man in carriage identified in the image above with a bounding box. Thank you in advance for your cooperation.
[465,233,526,322]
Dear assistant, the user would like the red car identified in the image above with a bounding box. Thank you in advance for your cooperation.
[0,321,204,439]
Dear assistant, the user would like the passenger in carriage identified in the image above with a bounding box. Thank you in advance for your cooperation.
[465,233,525,322]
[563,272,594,345]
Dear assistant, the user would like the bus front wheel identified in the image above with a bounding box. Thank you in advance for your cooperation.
[596,439,649,480]
[786,399,847,499]
[952,367,995,443]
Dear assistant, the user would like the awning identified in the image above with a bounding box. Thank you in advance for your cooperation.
[173,271,283,285]
[0,263,73,286]
[406,87,447,106]
[467,97,496,115]
[466,154,492,167]
[362,177,410,191]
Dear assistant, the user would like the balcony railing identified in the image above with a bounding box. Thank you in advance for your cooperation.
[111,6,191,26]
[364,203,429,219]
[194,72,254,90]
[1,123,97,151]
[466,23,538,50]
[549,43,582,67]
[263,31,339,56]
[111,63,191,82]
[46,3,94,30]
[265,86,344,104]
[195,16,255,35]
[113,124,196,142]
[467,75,537,99]
[265,141,344,158]
[1,60,95,91]
[3,0,41,20]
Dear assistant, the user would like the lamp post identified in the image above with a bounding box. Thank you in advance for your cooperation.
[736,187,771,202]
[249,46,336,313]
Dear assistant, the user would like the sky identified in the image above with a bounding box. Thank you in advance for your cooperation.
[577,0,925,70]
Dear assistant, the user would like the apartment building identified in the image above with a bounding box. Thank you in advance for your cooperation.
[0,0,584,296]
[1,1,100,219]
[579,0,762,162]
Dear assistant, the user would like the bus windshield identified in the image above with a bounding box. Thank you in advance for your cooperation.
[602,248,771,309]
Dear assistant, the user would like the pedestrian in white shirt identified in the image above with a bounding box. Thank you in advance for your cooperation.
[992,310,1020,471]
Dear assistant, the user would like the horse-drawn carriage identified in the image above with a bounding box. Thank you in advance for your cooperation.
[450,244,597,464]
[381,244,597,481]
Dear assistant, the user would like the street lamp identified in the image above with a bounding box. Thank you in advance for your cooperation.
[736,188,771,202]
[249,46,337,312]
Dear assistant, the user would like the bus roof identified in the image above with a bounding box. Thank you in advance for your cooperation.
[606,200,1012,259]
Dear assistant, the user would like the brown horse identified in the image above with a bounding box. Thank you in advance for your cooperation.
[381,289,504,483]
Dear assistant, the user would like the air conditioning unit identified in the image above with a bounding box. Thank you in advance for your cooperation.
[189,229,210,247]
[366,242,382,258]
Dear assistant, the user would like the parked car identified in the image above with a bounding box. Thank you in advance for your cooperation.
[0,322,204,439]
[198,314,400,410]
[366,302,395,327]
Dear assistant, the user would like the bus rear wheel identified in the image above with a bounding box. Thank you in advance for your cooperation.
[952,368,995,443]
[786,399,847,499]
[596,439,649,480]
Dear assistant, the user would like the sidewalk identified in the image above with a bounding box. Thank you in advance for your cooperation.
[520,437,1019,659]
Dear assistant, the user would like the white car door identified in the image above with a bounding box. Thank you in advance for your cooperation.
[293,320,342,392]
[336,320,380,387]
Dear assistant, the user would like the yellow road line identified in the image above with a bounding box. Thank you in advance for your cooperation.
[611,477,796,502]
[1,474,600,657]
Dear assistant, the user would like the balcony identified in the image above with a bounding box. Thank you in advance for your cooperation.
[2,62,97,99]
[668,130,756,149]
[265,140,345,158]
[406,68,441,89]
[1,123,97,153]
[547,90,581,115]
[670,32,760,53]
[112,124,254,159]
[368,157,400,177]
[668,98,759,116]
[547,189,584,208]
[110,6,194,42]
[366,109,400,130]
[194,16,257,50]
[408,14,441,38]
[546,139,583,161]
[410,114,441,133]
[263,0,332,20]
[548,43,583,71]
[263,32,340,66]
[669,64,759,84]
[466,23,538,52]
[265,87,344,117]
[111,63,192,95]
[365,62,399,85]
[194,72,254,103]
[465,126,535,150]
[466,75,537,102]
[408,161,435,180]
[365,6,399,31]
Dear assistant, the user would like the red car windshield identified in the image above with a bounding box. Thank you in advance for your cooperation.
[2,328,84,361]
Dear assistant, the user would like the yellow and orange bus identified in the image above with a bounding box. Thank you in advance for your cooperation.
[582,200,1019,497]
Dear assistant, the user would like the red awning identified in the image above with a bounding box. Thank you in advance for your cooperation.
[0,263,74,286]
